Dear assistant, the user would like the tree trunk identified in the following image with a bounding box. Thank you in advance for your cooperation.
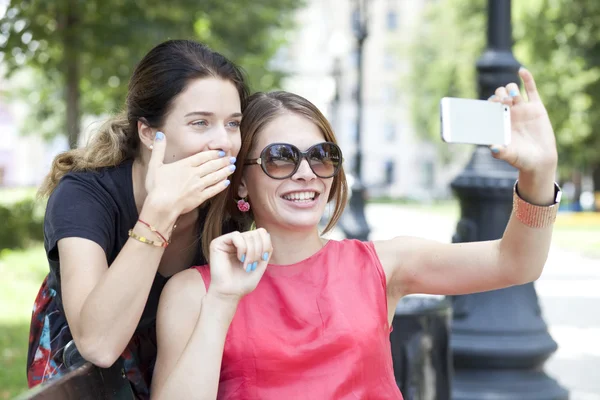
[63,0,80,149]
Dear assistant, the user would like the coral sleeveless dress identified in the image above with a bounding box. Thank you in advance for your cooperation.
[195,239,403,399]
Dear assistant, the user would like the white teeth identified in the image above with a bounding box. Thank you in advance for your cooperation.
[283,191,317,201]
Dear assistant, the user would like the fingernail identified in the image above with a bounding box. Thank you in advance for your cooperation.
[218,150,226,157]
[488,95,495,100]
[246,264,252,272]
[229,157,236,164]
[262,252,269,261]
[155,131,164,141]
[224,179,231,187]
[491,147,500,154]
[240,254,246,263]
[229,165,236,172]
[509,89,519,97]
[251,262,257,271]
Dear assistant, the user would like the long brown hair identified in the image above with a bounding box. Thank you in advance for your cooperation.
[38,39,249,197]
[202,91,349,259]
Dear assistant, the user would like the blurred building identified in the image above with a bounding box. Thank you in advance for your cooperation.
[279,0,467,200]
[0,73,67,188]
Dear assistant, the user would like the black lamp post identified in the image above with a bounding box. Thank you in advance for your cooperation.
[449,1,568,399]
[339,0,371,241]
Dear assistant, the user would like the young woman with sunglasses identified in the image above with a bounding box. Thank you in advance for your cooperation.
[151,69,561,399]
[27,40,248,398]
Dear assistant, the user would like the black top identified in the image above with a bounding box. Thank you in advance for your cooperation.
[44,159,211,330]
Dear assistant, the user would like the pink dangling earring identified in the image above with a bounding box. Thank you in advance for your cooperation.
[236,198,251,213]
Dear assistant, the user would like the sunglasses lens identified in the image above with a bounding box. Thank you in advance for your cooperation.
[308,143,341,178]
[263,144,299,178]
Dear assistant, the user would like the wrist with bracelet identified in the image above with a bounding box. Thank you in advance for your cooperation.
[128,218,179,248]
[513,180,562,228]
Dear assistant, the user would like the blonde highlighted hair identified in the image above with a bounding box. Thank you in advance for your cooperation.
[202,91,349,259]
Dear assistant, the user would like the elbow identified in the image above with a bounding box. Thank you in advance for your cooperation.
[506,259,545,286]
[75,336,123,369]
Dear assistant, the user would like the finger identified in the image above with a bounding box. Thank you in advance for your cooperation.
[489,144,517,166]
[242,232,261,273]
[494,86,513,106]
[255,228,273,270]
[185,150,229,167]
[196,164,236,193]
[506,82,523,105]
[196,178,231,205]
[227,231,248,266]
[519,67,541,103]
[195,157,236,180]
[148,131,166,171]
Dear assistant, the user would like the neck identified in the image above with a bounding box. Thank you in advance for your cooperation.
[256,222,325,266]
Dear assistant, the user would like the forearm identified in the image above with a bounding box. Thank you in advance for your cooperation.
[499,169,557,283]
[153,293,237,400]
[75,200,179,366]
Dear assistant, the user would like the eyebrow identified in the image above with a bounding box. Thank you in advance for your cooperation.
[184,111,243,118]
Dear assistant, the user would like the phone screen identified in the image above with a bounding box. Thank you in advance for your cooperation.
[440,97,511,146]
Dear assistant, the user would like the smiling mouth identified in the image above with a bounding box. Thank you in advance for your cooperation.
[281,191,319,203]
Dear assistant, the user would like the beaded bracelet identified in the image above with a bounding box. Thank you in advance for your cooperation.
[513,181,562,229]
[128,229,168,248]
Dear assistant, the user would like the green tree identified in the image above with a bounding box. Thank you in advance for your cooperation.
[406,0,600,193]
[0,0,300,147]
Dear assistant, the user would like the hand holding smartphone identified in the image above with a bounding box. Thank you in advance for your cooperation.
[440,97,511,146]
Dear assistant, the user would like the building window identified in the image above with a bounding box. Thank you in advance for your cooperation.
[385,160,395,185]
[386,11,398,31]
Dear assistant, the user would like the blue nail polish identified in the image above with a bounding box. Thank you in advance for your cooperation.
[251,262,257,271]
[218,150,226,157]
[509,89,519,97]
[240,254,246,263]
[224,180,231,187]
[229,157,236,164]
[155,131,165,141]
[262,252,269,261]
[246,264,252,272]
[488,95,495,100]
[491,147,500,154]
[229,165,236,172]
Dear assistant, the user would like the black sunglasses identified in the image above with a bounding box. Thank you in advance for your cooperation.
[244,142,343,180]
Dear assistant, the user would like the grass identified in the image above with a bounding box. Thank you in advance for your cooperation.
[0,245,48,399]
[0,187,38,206]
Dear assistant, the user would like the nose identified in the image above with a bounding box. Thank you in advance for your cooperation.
[207,126,232,154]
[292,159,316,182]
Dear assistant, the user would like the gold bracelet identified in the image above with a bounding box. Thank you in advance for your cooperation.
[128,229,168,248]
[513,181,562,229]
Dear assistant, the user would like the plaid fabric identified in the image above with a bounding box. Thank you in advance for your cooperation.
[27,275,156,399]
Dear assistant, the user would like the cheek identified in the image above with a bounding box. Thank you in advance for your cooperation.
[230,133,242,157]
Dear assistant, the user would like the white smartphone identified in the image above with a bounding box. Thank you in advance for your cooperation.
[440,97,511,146]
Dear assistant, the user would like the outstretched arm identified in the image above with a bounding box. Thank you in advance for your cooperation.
[377,68,559,301]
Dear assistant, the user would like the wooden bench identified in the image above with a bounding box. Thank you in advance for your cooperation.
[16,361,135,400]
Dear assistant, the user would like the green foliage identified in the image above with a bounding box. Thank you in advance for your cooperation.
[0,198,44,250]
[0,244,48,398]
[405,0,485,163]
[406,0,600,177]
[0,0,302,143]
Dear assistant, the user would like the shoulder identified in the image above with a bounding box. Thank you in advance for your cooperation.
[48,161,133,207]
[333,239,379,259]
[161,268,207,307]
